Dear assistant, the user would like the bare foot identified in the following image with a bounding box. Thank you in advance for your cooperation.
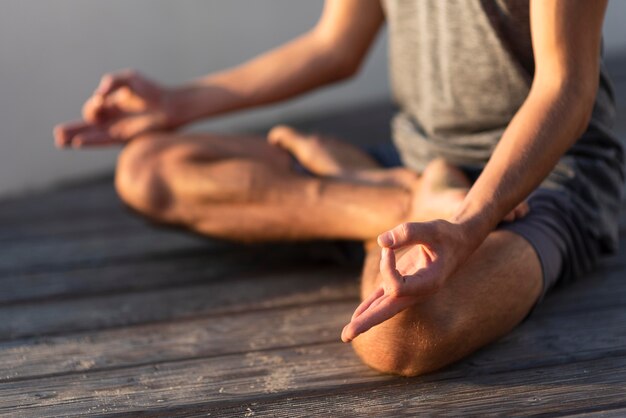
[408,159,470,222]
[267,125,380,176]
[268,125,421,189]
[408,159,529,223]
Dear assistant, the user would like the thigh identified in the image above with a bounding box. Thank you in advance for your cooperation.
[135,131,295,173]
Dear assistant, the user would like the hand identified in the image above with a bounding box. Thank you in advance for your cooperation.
[341,219,480,342]
[54,70,174,148]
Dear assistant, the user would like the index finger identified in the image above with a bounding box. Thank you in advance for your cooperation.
[341,294,414,342]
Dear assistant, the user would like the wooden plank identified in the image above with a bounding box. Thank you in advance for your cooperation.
[0,253,230,305]
[0,226,228,276]
[1,342,625,416]
[0,342,383,417]
[0,179,117,226]
[1,231,624,339]
[0,209,146,242]
[197,355,626,418]
[464,304,626,372]
[566,409,626,418]
[0,267,359,341]
[1,295,624,384]
[0,301,353,381]
[0,232,360,305]
[2,248,624,342]
[0,243,357,305]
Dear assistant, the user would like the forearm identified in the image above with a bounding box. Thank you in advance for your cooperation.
[451,80,595,242]
[166,31,354,127]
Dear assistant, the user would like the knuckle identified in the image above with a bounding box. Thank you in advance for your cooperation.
[385,281,404,297]
[398,223,412,241]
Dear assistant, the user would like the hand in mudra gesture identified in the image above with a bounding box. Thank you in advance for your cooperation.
[342,219,479,342]
[54,70,173,148]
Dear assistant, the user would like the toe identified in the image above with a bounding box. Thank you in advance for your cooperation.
[267,125,299,146]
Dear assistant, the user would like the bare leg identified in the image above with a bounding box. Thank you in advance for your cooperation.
[115,131,415,242]
[268,125,418,188]
[351,166,542,376]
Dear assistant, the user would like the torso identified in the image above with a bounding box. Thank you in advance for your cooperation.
[382,0,619,171]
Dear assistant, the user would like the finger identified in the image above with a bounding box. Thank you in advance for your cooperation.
[82,94,126,124]
[107,113,161,141]
[378,222,434,249]
[350,290,385,321]
[96,70,137,97]
[54,121,95,148]
[82,95,102,123]
[351,286,384,321]
[380,247,405,296]
[342,294,414,342]
[516,201,530,218]
[400,269,442,297]
[503,201,530,222]
[72,130,119,148]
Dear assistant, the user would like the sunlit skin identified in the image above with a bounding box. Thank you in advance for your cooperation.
[54,0,607,376]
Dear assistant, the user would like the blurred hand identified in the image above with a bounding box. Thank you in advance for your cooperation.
[54,70,174,148]
[342,219,480,342]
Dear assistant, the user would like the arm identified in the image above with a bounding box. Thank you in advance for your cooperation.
[168,0,385,127]
[55,0,384,147]
[451,0,605,243]
[342,0,607,342]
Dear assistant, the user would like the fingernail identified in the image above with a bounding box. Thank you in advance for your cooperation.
[378,232,394,247]
[341,326,352,343]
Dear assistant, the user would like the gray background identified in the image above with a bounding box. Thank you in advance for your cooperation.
[1,0,625,197]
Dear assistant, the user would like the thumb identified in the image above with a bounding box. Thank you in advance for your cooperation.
[96,70,157,102]
[378,222,433,249]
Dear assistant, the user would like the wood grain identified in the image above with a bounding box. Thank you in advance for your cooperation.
[1,343,625,417]
[0,267,358,341]
[0,242,359,305]
[1,298,624,384]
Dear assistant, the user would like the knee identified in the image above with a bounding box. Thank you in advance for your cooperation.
[115,134,173,218]
[351,313,458,377]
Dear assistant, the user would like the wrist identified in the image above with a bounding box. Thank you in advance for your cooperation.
[163,86,195,129]
[449,198,497,247]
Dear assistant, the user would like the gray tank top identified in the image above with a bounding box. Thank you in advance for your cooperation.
[383,0,620,171]
[382,0,624,253]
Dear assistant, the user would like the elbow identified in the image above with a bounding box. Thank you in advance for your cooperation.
[336,57,361,80]
[310,33,363,82]
[325,49,362,82]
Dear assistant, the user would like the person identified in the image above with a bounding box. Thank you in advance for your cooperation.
[54,0,624,376]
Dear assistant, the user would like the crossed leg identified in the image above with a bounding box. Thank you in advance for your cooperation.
[353,229,542,376]
[114,128,542,376]
[115,130,414,242]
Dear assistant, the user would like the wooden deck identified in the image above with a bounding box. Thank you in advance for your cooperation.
[2,62,626,416]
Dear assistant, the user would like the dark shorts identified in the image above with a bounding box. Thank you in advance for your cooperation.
[365,141,620,302]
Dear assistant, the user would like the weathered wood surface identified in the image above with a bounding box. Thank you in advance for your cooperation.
[1,187,625,416]
[1,97,626,416]
[0,243,355,305]
[2,344,626,416]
